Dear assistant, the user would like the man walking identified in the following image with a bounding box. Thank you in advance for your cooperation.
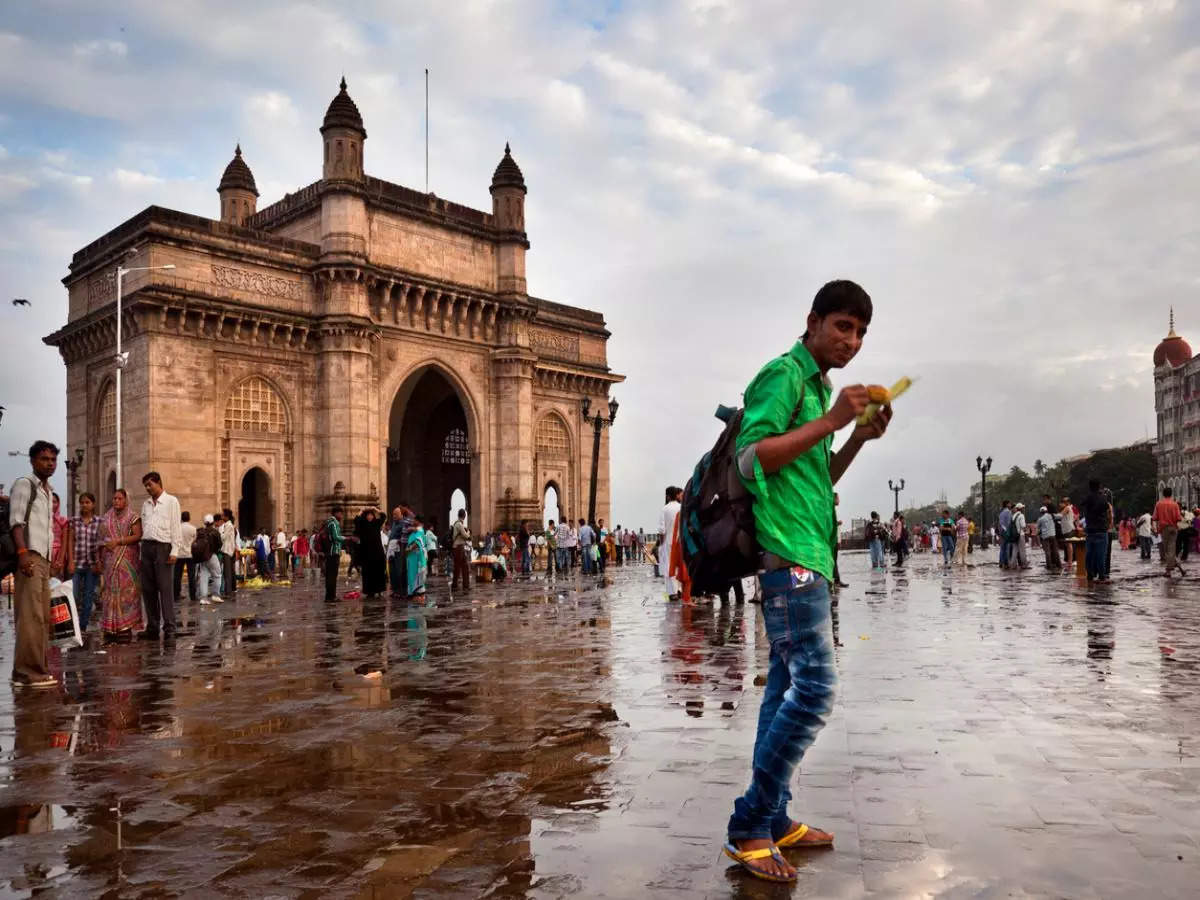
[174,511,197,606]
[1010,503,1030,569]
[578,518,595,574]
[866,512,885,570]
[1153,487,1185,578]
[1037,506,1061,571]
[140,471,183,639]
[1082,480,1112,584]
[219,507,238,600]
[724,280,892,883]
[659,486,682,600]
[9,441,59,687]
[1136,509,1154,560]
[450,508,472,592]
[323,506,347,601]
[997,500,1013,568]
[195,514,224,603]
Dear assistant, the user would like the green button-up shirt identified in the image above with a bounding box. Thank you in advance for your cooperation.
[736,341,835,581]
[325,516,345,554]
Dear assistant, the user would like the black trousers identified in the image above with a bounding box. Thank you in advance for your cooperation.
[140,540,175,635]
[324,550,341,602]
[173,558,196,602]
[221,552,236,598]
[1179,528,1194,561]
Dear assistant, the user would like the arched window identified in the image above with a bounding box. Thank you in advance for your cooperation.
[441,428,469,465]
[97,381,116,440]
[536,414,570,456]
[225,376,287,433]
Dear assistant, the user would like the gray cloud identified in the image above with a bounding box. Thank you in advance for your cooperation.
[0,0,1191,527]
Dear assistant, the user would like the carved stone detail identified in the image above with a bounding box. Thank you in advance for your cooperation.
[212,264,304,301]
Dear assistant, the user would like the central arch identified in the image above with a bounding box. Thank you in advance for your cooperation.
[388,364,477,533]
[239,467,273,534]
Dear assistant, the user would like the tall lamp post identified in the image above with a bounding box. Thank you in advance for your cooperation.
[64,447,85,517]
[976,455,993,549]
[581,395,618,526]
[888,478,905,517]
[114,252,175,489]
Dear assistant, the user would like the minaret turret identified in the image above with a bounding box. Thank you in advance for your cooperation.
[321,77,366,181]
[490,143,529,295]
[217,144,258,225]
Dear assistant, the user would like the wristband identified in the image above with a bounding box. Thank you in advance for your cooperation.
[17,548,27,555]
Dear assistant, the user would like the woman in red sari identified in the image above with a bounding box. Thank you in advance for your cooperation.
[98,489,144,642]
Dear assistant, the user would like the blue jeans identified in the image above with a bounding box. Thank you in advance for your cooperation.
[1085,533,1107,580]
[999,539,1010,567]
[941,534,955,564]
[73,569,99,631]
[581,545,593,574]
[868,538,884,568]
[728,570,836,841]
[556,548,570,572]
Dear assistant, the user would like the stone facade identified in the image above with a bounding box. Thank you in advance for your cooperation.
[1153,310,1199,505]
[45,80,623,535]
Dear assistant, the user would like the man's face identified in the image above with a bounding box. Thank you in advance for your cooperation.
[144,479,162,499]
[805,311,868,370]
[32,449,57,480]
[80,495,95,516]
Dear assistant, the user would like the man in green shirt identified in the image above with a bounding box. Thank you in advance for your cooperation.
[724,280,893,883]
[323,506,346,603]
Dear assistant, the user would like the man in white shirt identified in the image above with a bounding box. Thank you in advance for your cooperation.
[553,517,573,574]
[659,485,682,599]
[219,507,238,599]
[174,511,198,605]
[140,471,183,639]
[9,440,60,687]
[274,527,289,577]
[1010,502,1030,570]
[1136,510,1154,560]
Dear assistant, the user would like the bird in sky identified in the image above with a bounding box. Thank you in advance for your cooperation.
[12,298,31,306]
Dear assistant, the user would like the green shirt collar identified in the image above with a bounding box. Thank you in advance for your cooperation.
[787,340,821,380]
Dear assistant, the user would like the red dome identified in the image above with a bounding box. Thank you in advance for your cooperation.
[1154,334,1193,367]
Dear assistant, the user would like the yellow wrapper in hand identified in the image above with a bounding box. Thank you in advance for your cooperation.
[857,376,912,425]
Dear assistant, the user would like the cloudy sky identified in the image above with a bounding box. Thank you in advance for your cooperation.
[0,0,1194,528]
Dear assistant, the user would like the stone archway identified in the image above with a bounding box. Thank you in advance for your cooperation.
[543,481,561,526]
[389,366,475,531]
[239,466,273,535]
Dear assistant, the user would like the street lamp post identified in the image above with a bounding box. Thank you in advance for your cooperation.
[581,395,619,526]
[64,447,85,517]
[976,455,993,549]
[888,478,905,517]
[114,253,175,489]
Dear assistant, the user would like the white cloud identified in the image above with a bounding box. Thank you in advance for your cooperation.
[73,39,127,57]
[112,168,164,188]
[245,90,299,125]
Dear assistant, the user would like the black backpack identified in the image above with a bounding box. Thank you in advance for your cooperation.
[191,528,214,563]
[678,364,806,595]
[0,478,38,579]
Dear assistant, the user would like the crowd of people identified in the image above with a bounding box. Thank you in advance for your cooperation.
[861,482,1195,585]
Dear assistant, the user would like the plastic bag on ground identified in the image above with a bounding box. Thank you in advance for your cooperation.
[49,578,82,649]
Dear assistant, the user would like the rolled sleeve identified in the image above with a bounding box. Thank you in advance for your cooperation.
[736,359,799,451]
[8,478,31,528]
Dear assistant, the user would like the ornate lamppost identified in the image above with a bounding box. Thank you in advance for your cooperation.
[65,447,86,517]
[976,455,993,549]
[581,395,618,526]
[888,478,905,517]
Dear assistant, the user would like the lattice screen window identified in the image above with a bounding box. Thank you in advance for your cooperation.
[442,428,469,465]
[225,377,287,433]
[98,382,116,440]
[536,415,570,456]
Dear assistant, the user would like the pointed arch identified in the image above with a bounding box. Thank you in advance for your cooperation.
[535,411,572,459]
[96,378,116,441]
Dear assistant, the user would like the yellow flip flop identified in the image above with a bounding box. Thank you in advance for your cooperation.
[721,843,796,883]
[776,822,835,848]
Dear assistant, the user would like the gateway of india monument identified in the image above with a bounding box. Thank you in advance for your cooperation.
[45,78,623,534]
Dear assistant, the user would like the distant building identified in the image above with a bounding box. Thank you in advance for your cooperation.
[1153,309,1199,505]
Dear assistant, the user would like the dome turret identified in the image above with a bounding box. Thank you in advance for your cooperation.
[490,142,526,193]
[321,76,366,137]
[321,77,365,181]
[217,144,258,225]
[1154,308,1193,368]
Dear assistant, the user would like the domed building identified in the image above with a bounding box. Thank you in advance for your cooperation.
[1153,308,1199,505]
[45,78,623,533]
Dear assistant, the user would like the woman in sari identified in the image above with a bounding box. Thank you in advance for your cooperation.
[51,493,71,578]
[98,489,144,642]
[406,515,427,597]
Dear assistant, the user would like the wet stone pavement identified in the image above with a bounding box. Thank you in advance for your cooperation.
[2,550,1200,898]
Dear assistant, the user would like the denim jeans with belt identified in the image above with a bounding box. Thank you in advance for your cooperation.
[72,568,99,631]
[728,568,836,841]
[1084,532,1108,580]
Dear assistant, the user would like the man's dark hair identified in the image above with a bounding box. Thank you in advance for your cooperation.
[811,280,872,324]
[223,507,234,521]
[29,440,59,461]
[142,471,162,486]
[457,508,466,519]
[79,492,96,505]
[1163,486,1173,498]
[181,511,190,522]
[331,505,344,515]
[1089,479,1101,492]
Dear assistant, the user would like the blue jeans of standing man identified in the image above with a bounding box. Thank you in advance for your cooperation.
[999,539,1010,567]
[581,545,593,574]
[556,547,570,573]
[941,534,955,565]
[72,569,99,631]
[728,568,836,841]
[1085,533,1107,580]
[868,538,884,568]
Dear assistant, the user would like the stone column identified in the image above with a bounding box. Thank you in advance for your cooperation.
[490,339,541,531]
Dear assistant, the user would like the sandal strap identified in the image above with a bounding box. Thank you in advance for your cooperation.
[729,846,777,862]
[792,823,810,840]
